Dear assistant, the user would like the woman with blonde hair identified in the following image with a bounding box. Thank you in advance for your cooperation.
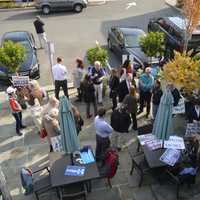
[123,86,138,131]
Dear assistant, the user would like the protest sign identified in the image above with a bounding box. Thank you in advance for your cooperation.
[164,136,185,150]
[172,97,185,114]
[137,133,155,145]
[51,135,62,152]
[160,149,181,166]
[144,139,162,150]
[64,165,85,176]
[185,123,200,136]
[12,76,29,87]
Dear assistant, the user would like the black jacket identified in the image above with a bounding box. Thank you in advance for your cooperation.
[171,88,181,106]
[111,109,131,133]
[187,105,200,123]
[152,87,163,105]
[118,80,129,103]
[82,81,96,103]
[33,19,45,34]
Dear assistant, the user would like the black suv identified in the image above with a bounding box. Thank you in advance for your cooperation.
[148,16,200,58]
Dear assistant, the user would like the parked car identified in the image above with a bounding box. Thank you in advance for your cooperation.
[148,16,200,58]
[0,31,40,83]
[107,26,149,69]
[35,0,88,14]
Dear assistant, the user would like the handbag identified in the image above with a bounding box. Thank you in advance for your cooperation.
[39,128,47,138]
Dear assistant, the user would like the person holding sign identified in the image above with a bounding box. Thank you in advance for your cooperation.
[7,86,26,136]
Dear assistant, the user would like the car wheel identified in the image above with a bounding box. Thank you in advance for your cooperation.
[42,5,50,15]
[108,39,113,51]
[74,4,83,13]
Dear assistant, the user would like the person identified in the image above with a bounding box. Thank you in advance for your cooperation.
[91,61,105,105]
[169,84,181,107]
[7,86,26,136]
[110,104,131,151]
[52,57,69,100]
[152,80,163,119]
[73,58,85,102]
[138,67,154,118]
[109,69,119,111]
[82,74,97,118]
[42,108,60,152]
[121,59,132,74]
[118,73,133,103]
[71,105,84,135]
[33,16,47,49]
[42,96,59,117]
[123,86,138,130]
[187,98,200,123]
[95,107,113,162]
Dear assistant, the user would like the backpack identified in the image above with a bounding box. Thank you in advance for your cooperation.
[104,149,119,179]
[20,168,33,195]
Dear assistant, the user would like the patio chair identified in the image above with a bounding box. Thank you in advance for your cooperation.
[137,123,153,152]
[59,182,87,200]
[128,147,151,187]
[33,166,56,200]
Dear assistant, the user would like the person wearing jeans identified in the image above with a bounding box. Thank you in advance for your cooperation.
[7,86,26,136]
[52,57,69,100]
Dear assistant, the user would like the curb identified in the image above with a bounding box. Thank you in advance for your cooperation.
[165,0,182,13]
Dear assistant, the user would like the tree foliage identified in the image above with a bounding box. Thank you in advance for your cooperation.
[0,40,26,73]
[163,51,200,94]
[182,0,200,51]
[139,32,165,58]
[87,42,108,66]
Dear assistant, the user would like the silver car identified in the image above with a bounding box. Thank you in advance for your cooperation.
[35,0,88,14]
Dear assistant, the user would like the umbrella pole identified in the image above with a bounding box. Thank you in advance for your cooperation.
[70,153,74,165]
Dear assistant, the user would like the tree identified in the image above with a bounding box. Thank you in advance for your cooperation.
[139,32,165,62]
[163,51,200,95]
[182,0,200,51]
[86,41,108,66]
[0,40,26,73]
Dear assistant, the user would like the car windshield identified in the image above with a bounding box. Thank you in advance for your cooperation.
[20,41,32,56]
[124,33,143,48]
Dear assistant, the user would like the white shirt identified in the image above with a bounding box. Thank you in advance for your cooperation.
[52,63,68,81]
[195,105,200,118]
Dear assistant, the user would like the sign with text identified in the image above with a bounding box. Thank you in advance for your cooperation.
[137,133,155,145]
[164,136,185,150]
[160,149,181,166]
[64,165,85,177]
[185,123,200,136]
[172,97,185,114]
[145,139,162,150]
[12,76,29,87]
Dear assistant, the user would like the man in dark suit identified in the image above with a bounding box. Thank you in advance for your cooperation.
[118,73,132,103]
[187,99,200,123]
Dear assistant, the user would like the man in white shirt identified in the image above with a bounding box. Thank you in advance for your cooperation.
[52,57,69,99]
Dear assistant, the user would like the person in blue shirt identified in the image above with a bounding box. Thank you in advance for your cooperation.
[138,67,154,118]
[94,107,113,162]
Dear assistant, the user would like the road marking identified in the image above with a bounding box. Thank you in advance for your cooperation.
[126,1,136,9]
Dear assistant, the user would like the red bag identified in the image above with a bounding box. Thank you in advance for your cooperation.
[39,128,47,138]
[104,149,119,179]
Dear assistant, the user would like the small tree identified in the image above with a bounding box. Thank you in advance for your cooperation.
[86,42,108,66]
[0,40,26,73]
[182,0,200,51]
[139,32,165,63]
[163,51,200,95]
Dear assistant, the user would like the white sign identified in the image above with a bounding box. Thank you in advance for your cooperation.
[164,136,185,150]
[137,133,155,145]
[12,76,29,87]
[145,139,162,150]
[172,97,185,114]
[160,148,181,166]
[185,122,200,136]
[51,135,62,152]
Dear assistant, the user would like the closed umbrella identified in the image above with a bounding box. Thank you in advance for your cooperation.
[152,90,174,140]
[59,96,80,154]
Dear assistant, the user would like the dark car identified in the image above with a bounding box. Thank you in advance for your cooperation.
[0,31,40,83]
[107,26,148,69]
[148,16,200,58]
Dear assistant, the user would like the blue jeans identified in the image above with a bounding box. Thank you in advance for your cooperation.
[152,104,159,119]
[12,112,23,133]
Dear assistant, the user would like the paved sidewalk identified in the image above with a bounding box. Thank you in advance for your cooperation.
[0,88,200,200]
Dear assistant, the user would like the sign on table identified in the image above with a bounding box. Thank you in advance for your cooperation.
[137,133,155,145]
[64,165,85,176]
[12,76,29,87]
[145,139,162,150]
[185,123,200,136]
[160,149,181,166]
[172,97,185,114]
[164,136,185,150]
[51,135,62,152]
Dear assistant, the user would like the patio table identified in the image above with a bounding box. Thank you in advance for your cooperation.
[49,152,100,192]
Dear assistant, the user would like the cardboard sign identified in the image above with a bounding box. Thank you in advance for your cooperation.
[12,76,29,87]
[164,136,185,150]
[160,149,181,166]
[64,165,85,176]
[185,123,200,136]
[172,97,185,114]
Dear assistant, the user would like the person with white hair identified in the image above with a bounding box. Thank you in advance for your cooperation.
[91,61,105,105]
[138,67,154,118]
[7,86,26,136]
[33,15,47,49]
